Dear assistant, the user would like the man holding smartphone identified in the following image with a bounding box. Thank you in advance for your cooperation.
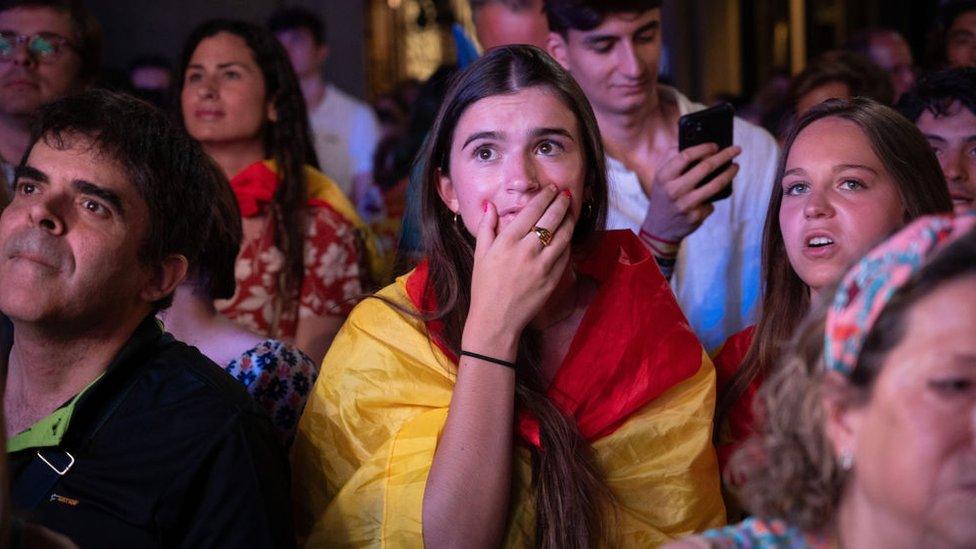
[546,0,779,351]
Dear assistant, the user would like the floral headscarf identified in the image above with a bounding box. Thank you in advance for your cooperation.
[825,212,976,376]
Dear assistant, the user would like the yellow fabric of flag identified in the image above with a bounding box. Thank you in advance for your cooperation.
[292,272,725,547]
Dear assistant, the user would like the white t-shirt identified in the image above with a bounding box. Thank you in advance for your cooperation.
[308,83,381,198]
[606,86,780,352]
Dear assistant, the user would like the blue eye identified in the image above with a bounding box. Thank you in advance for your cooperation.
[783,182,808,196]
[840,179,864,191]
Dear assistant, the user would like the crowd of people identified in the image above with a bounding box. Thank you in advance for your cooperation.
[0,0,973,547]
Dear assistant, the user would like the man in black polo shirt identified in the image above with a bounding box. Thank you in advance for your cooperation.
[1,89,294,547]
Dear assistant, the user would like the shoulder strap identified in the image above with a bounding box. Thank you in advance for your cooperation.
[9,361,145,511]
[10,448,75,510]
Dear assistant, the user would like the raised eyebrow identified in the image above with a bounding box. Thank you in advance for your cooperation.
[14,165,48,183]
[217,61,253,71]
[73,179,125,217]
[833,163,879,175]
[531,127,576,141]
[462,130,502,150]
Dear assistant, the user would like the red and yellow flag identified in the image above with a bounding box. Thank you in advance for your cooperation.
[292,230,725,547]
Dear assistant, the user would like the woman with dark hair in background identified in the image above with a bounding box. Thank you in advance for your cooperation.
[713,98,953,479]
[159,159,317,447]
[292,45,725,548]
[671,213,976,548]
[179,19,373,364]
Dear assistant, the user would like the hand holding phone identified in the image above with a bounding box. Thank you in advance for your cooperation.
[678,103,735,202]
[636,104,741,245]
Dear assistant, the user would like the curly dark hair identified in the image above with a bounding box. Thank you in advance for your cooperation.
[897,67,976,123]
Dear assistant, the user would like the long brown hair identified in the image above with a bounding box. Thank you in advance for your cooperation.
[415,45,609,548]
[716,98,953,433]
[734,226,976,532]
[179,19,317,313]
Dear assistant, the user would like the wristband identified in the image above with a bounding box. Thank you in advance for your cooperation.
[460,350,516,369]
[639,228,680,246]
[639,228,680,258]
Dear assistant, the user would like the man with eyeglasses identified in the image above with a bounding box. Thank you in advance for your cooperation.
[0,0,100,202]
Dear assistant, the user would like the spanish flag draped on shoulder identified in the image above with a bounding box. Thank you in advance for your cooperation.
[292,229,725,547]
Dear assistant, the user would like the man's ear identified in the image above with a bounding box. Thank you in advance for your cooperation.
[436,168,460,215]
[821,370,865,463]
[141,254,189,305]
[547,31,571,71]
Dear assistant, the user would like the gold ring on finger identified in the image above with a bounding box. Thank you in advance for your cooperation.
[532,226,553,247]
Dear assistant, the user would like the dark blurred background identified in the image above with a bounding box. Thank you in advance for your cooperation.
[91,0,942,104]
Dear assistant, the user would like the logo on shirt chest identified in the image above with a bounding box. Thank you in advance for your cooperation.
[50,493,79,506]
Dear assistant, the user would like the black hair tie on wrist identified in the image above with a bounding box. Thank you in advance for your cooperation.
[460,350,516,369]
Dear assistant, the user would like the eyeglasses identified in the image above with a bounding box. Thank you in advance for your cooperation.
[0,32,76,63]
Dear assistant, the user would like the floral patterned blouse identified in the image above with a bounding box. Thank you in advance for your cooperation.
[225,339,319,447]
[216,204,361,341]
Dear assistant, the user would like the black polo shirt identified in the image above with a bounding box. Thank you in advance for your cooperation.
[7,316,295,548]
